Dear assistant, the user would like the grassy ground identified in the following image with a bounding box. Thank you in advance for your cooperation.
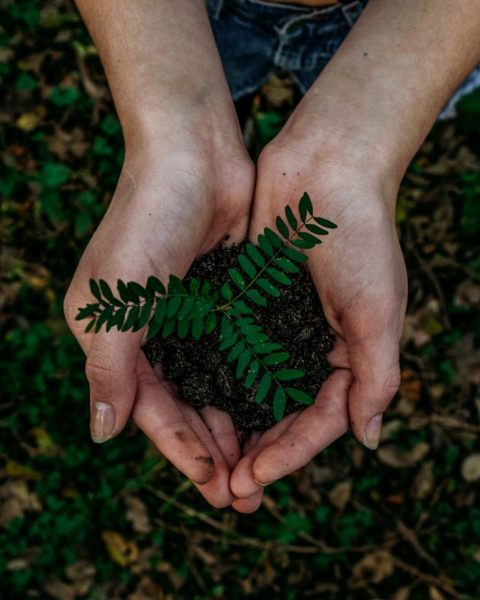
[1,2,480,599]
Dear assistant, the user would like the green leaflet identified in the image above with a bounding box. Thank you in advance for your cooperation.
[286,388,315,405]
[238,254,256,278]
[273,387,287,421]
[246,243,266,267]
[256,373,272,404]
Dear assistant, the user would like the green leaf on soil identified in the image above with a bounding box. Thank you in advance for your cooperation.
[257,234,274,257]
[256,373,272,404]
[257,278,280,297]
[238,254,257,278]
[245,361,260,388]
[286,388,315,405]
[266,267,291,286]
[227,341,245,363]
[275,369,305,381]
[246,243,266,267]
[166,296,182,318]
[264,352,289,366]
[219,332,239,351]
[235,350,252,379]
[282,245,308,263]
[177,318,190,339]
[245,289,267,307]
[264,227,282,248]
[205,312,217,334]
[285,205,298,230]
[192,317,204,340]
[228,268,246,291]
[273,387,287,421]
[274,257,299,273]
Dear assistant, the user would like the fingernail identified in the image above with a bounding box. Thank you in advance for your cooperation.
[91,401,116,443]
[254,479,276,487]
[363,413,383,450]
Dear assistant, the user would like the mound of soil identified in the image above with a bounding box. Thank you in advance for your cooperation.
[143,243,333,432]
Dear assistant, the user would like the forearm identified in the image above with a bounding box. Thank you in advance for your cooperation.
[74,0,240,148]
[282,0,480,185]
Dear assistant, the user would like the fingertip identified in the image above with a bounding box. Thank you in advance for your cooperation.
[231,491,263,514]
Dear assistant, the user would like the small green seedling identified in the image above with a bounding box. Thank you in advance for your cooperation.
[76,192,337,421]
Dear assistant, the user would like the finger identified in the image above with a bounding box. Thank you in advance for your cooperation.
[86,329,142,443]
[251,369,351,485]
[177,402,236,508]
[200,406,241,470]
[132,353,214,485]
[327,336,350,369]
[231,490,264,514]
[230,412,299,498]
[342,307,402,450]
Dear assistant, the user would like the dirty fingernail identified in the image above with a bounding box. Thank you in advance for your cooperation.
[91,401,115,443]
[363,413,383,450]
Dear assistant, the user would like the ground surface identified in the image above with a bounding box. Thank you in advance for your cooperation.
[1,2,480,599]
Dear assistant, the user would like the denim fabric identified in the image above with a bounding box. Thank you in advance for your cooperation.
[206,0,480,120]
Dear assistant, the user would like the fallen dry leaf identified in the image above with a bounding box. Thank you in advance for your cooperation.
[328,480,352,511]
[378,442,430,468]
[125,496,152,535]
[351,550,395,586]
[101,530,139,567]
[461,453,480,482]
[43,578,76,600]
[0,480,42,527]
[411,460,435,500]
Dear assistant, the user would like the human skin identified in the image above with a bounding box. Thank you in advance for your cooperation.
[64,0,256,508]
[229,0,480,510]
[66,0,480,514]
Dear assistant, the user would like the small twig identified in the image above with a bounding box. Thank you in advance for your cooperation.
[392,557,459,598]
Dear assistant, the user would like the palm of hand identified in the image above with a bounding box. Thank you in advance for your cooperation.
[64,153,255,508]
[229,146,407,510]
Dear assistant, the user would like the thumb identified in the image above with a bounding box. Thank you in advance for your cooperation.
[342,308,402,451]
[85,329,141,443]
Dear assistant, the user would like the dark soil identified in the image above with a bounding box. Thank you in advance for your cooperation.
[143,243,333,432]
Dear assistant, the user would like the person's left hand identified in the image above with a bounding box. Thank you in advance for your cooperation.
[229,128,407,512]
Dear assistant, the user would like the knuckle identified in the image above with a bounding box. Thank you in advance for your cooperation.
[85,358,121,398]
[381,367,401,405]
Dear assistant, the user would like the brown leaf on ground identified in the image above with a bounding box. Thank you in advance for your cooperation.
[0,480,42,527]
[378,442,430,468]
[461,453,480,482]
[125,496,152,534]
[43,578,76,600]
[350,550,395,586]
[65,560,96,596]
[411,460,435,500]
[328,480,352,511]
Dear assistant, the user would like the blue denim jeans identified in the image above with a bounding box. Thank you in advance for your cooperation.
[206,0,480,119]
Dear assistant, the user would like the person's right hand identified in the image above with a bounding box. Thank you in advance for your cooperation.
[64,128,255,508]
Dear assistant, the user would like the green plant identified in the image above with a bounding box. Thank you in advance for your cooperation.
[76,192,337,420]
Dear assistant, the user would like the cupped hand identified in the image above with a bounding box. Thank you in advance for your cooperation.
[230,136,407,511]
[64,135,255,508]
